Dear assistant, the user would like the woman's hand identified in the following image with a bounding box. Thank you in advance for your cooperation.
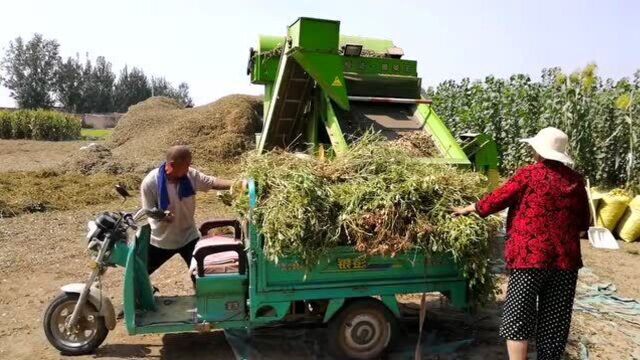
[451,204,476,217]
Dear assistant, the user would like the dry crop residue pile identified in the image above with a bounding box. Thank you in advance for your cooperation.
[109,95,262,167]
[0,94,262,218]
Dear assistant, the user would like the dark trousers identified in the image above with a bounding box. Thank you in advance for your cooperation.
[147,239,198,275]
[500,269,579,360]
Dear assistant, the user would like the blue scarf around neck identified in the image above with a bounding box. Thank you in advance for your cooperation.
[157,162,196,211]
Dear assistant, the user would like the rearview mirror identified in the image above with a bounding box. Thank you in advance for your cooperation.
[115,185,131,199]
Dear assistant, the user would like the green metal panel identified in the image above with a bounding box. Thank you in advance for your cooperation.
[305,95,320,152]
[343,73,421,98]
[123,248,138,335]
[259,35,283,53]
[415,104,470,165]
[123,226,156,334]
[288,17,340,51]
[339,35,395,53]
[123,228,156,335]
[461,133,499,169]
[251,276,468,310]
[381,295,401,318]
[249,302,291,324]
[247,180,261,322]
[291,50,349,110]
[108,241,129,267]
[257,51,291,153]
[197,275,247,322]
[343,57,417,77]
[262,84,273,121]
[323,298,345,322]
[257,247,461,291]
[323,96,349,155]
[252,36,284,84]
[134,323,197,335]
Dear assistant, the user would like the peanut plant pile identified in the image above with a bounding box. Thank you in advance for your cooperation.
[234,135,501,305]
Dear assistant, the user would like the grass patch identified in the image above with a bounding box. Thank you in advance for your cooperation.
[0,171,142,218]
[81,128,112,140]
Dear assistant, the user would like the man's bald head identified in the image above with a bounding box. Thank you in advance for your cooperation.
[166,145,192,164]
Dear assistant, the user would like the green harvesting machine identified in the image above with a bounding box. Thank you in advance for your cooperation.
[248,17,499,185]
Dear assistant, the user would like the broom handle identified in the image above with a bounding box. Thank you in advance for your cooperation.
[586,179,597,226]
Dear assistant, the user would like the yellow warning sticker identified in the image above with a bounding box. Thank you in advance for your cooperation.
[331,76,342,87]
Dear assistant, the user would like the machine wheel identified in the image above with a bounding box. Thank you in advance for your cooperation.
[43,292,109,355]
[327,298,398,360]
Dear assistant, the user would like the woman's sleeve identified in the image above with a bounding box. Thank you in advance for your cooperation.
[475,168,528,218]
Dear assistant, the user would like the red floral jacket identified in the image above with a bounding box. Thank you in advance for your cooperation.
[476,161,589,270]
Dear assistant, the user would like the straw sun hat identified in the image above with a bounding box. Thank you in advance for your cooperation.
[520,127,574,165]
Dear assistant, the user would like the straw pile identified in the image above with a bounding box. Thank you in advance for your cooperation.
[390,131,440,157]
[233,134,501,304]
[110,95,262,166]
[0,170,141,218]
[62,144,139,175]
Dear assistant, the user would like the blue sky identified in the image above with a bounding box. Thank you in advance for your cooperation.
[0,0,638,107]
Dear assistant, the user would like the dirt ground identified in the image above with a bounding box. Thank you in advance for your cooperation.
[1,140,639,359]
[0,139,92,172]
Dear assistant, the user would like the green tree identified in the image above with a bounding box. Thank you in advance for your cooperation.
[114,66,151,112]
[151,76,194,107]
[0,34,61,109]
[176,82,194,108]
[82,56,115,113]
[55,54,84,112]
[77,56,92,112]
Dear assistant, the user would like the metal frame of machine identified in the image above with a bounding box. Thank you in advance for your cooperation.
[248,17,499,189]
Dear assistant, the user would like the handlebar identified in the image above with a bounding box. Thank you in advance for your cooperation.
[122,208,167,229]
[123,213,137,230]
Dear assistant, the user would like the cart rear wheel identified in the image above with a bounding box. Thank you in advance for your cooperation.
[328,298,398,360]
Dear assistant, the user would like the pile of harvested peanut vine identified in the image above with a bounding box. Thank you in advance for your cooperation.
[233,134,501,304]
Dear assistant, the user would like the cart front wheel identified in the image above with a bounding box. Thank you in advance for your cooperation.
[328,298,398,360]
[43,292,109,355]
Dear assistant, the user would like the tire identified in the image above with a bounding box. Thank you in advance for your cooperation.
[43,292,109,355]
[327,298,399,360]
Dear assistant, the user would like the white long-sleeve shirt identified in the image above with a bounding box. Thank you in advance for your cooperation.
[140,167,227,249]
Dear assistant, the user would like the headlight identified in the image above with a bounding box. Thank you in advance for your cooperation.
[86,221,99,241]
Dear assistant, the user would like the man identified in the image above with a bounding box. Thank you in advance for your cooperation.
[140,145,234,275]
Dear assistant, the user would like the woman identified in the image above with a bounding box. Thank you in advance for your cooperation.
[453,127,590,360]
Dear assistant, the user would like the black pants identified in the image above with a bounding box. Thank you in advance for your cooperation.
[500,269,579,360]
[147,239,198,275]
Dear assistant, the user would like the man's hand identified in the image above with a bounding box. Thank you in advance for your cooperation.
[230,179,248,195]
[451,204,476,217]
[161,212,174,223]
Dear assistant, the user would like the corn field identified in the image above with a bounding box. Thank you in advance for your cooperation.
[427,65,640,189]
[0,109,81,141]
